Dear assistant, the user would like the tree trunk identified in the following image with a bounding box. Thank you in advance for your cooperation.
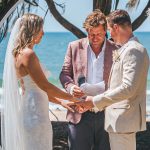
[132,0,150,31]
[93,0,112,15]
[0,0,18,22]
[45,0,86,39]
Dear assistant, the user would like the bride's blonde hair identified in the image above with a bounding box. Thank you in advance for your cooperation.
[12,13,44,57]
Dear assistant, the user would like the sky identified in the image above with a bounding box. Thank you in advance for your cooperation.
[33,0,150,32]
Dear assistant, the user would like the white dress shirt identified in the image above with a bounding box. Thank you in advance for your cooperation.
[80,39,106,113]
[87,39,106,84]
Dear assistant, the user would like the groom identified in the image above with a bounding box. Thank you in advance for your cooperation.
[60,10,117,150]
[76,9,149,150]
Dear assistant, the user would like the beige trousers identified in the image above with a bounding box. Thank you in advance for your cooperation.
[109,132,136,150]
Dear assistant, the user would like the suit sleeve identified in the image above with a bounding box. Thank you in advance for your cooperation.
[93,48,149,110]
[59,43,75,93]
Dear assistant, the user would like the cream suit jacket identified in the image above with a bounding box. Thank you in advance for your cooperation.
[93,37,149,133]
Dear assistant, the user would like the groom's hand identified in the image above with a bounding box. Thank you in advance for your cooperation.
[67,96,94,113]
[74,96,94,113]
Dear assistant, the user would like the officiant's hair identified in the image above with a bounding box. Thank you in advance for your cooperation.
[106,9,132,28]
[12,13,44,57]
[83,9,107,31]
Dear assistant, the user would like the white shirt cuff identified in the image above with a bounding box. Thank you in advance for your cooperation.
[70,85,76,95]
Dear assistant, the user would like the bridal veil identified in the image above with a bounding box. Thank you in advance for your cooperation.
[0,17,25,150]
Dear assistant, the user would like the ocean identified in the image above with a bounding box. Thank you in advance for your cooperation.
[0,32,150,111]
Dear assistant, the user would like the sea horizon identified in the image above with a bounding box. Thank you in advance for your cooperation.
[0,32,150,112]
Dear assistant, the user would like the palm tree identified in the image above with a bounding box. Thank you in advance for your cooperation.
[0,0,150,41]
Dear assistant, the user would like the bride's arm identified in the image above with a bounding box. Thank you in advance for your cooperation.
[22,49,78,102]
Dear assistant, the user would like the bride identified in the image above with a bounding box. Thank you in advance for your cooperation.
[0,13,77,150]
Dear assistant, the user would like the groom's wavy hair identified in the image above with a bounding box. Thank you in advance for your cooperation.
[12,13,44,57]
[83,9,107,31]
[106,9,132,28]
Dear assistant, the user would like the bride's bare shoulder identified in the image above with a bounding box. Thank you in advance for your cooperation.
[22,48,36,58]
[22,47,34,55]
[21,48,38,65]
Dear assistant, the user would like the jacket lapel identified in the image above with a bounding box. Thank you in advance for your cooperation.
[103,40,113,89]
[78,38,88,79]
[107,62,115,88]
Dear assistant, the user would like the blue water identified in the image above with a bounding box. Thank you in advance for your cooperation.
[0,32,150,94]
[0,32,77,87]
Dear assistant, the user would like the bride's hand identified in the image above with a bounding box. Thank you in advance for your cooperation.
[48,95,78,112]
[66,102,88,113]
[71,97,80,103]
[60,101,76,112]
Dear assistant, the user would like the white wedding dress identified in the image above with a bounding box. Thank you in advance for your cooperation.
[21,64,52,150]
[1,18,53,150]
